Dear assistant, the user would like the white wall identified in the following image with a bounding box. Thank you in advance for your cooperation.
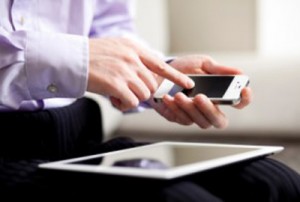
[135,0,169,54]
[168,0,257,53]
[258,0,300,56]
[133,0,300,56]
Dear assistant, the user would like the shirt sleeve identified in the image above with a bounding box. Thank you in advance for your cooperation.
[0,28,88,110]
[89,0,137,38]
[89,0,159,54]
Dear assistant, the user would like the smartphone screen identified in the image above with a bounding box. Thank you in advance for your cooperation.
[154,75,249,104]
[181,76,234,97]
[167,75,234,97]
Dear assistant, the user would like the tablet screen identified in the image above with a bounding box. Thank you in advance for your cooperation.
[69,144,258,168]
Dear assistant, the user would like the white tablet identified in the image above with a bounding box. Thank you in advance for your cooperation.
[38,141,283,180]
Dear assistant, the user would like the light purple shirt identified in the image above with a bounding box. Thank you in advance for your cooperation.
[0,0,151,111]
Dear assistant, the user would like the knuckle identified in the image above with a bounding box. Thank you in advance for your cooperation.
[128,98,139,109]
[120,37,138,49]
[122,52,138,64]
[167,116,176,123]
[196,121,211,129]
[157,63,167,73]
[215,119,228,129]
[127,79,151,101]
[119,98,139,112]
[202,54,214,61]
[138,71,158,93]
[201,124,211,129]
[119,105,129,112]
[141,90,151,101]
[164,111,176,122]
[181,120,193,126]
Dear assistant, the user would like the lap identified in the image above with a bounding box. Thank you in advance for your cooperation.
[188,157,300,202]
[1,138,300,202]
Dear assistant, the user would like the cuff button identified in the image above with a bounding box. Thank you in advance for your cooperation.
[47,84,58,93]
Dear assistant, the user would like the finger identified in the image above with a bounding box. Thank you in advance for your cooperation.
[205,64,242,75]
[193,94,228,129]
[127,75,152,102]
[202,58,243,75]
[174,93,212,129]
[135,60,159,93]
[109,83,140,111]
[152,99,177,122]
[234,87,253,109]
[152,98,177,123]
[163,95,193,125]
[163,108,177,123]
[139,52,195,89]
[110,96,122,109]
[119,51,159,94]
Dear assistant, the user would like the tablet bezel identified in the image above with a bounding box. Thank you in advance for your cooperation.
[38,142,284,179]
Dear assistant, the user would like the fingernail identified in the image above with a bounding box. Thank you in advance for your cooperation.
[164,94,172,101]
[199,94,207,101]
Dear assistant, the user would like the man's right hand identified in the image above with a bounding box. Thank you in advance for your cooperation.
[87,37,194,111]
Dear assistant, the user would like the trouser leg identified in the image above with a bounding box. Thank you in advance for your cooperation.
[190,157,300,202]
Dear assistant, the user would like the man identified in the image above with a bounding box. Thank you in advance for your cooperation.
[0,1,299,201]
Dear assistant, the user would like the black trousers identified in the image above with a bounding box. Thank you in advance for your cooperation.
[1,97,300,201]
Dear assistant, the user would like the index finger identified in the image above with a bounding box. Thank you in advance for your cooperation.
[139,52,195,89]
[203,60,243,75]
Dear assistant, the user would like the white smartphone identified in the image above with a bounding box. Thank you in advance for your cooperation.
[153,75,250,105]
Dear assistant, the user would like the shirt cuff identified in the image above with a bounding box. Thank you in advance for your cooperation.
[25,31,88,100]
[122,100,151,114]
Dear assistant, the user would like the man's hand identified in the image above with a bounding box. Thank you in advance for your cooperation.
[150,55,253,129]
[87,37,194,111]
